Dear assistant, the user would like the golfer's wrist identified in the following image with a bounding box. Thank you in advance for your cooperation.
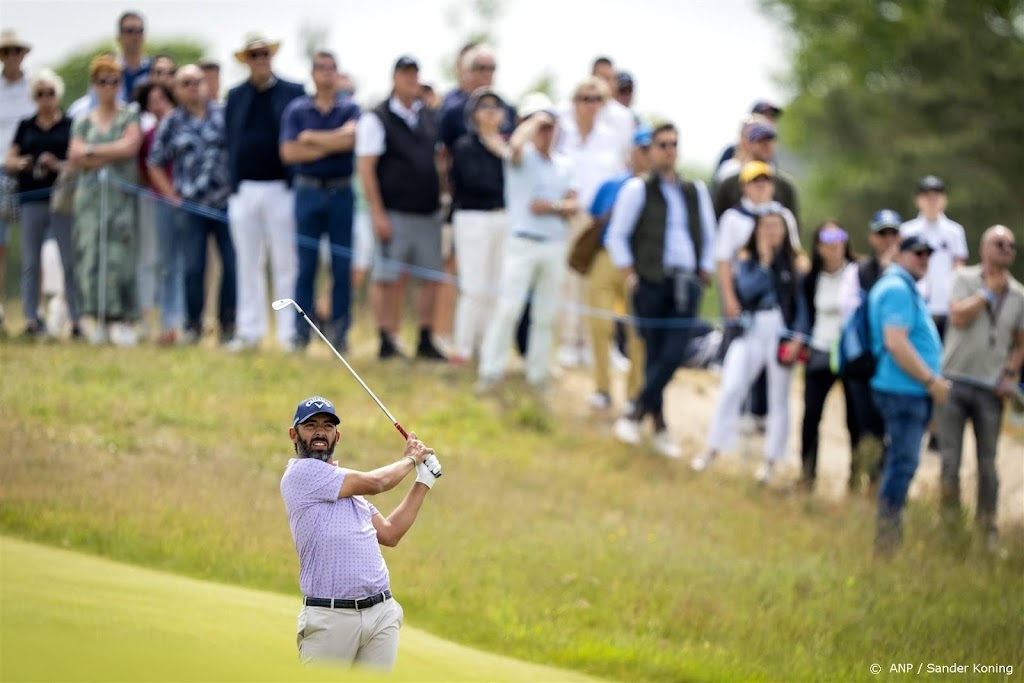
[402,455,417,468]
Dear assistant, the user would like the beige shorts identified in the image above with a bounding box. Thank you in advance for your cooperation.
[296,597,404,670]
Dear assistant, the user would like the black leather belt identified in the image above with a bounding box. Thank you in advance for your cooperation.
[303,589,392,610]
[294,174,352,190]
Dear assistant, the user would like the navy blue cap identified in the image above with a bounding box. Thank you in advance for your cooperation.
[293,396,340,428]
[917,175,945,193]
[616,71,634,90]
[394,55,419,72]
[870,209,902,232]
[751,100,783,117]
[899,234,934,254]
[746,122,777,142]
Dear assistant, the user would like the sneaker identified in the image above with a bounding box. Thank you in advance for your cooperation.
[690,449,716,472]
[109,322,139,347]
[46,295,68,336]
[613,416,642,445]
[19,320,45,340]
[651,430,681,459]
[755,460,774,484]
[379,336,407,360]
[416,340,447,362]
[610,344,631,372]
[225,336,260,353]
[588,391,612,410]
[181,329,202,346]
[70,324,84,341]
[623,400,636,417]
[89,323,109,345]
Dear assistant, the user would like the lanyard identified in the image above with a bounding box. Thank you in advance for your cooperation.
[986,290,1007,348]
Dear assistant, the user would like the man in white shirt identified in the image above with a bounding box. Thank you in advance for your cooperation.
[0,29,37,334]
[899,175,968,338]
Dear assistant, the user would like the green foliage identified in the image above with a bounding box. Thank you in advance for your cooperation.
[762,0,1024,277]
[1,336,1021,682]
[52,38,205,109]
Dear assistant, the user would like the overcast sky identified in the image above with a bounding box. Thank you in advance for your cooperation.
[3,0,791,167]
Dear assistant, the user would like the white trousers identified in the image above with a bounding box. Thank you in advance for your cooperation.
[707,309,793,460]
[228,180,297,345]
[296,598,403,670]
[479,235,567,385]
[452,209,507,360]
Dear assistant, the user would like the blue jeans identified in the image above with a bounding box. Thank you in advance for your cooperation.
[293,185,354,344]
[184,211,236,334]
[156,203,185,331]
[872,389,932,548]
[631,275,702,417]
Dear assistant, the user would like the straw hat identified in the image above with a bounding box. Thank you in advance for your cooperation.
[0,29,32,53]
[233,31,280,63]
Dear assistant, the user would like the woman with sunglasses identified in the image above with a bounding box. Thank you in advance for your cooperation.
[5,68,78,339]
[796,221,858,491]
[692,210,809,483]
[67,54,142,345]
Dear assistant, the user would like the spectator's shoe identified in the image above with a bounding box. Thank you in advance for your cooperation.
[610,344,631,372]
[155,329,178,346]
[588,391,611,410]
[109,322,139,347]
[449,354,470,367]
[69,324,84,342]
[18,320,45,341]
[218,325,235,346]
[45,295,68,337]
[379,337,407,360]
[89,323,109,346]
[754,460,774,484]
[690,449,716,472]
[651,430,681,459]
[225,336,260,353]
[416,340,447,362]
[613,416,642,445]
[557,344,583,368]
[622,400,636,417]
[181,329,202,346]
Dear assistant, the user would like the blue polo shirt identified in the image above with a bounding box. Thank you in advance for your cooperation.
[868,264,942,396]
[280,95,361,179]
[589,172,632,243]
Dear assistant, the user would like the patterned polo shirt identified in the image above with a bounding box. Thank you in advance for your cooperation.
[280,457,391,599]
[147,102,231,209]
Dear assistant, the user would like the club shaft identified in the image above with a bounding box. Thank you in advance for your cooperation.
[295,307,408,439]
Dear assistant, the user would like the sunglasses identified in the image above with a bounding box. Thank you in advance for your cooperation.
[178,78,201,88]
[575,95,603,104]
[472,63,496,72]
[818,227,849,244]
[152,68,176,77]
[34,89,56,98]
[656,140,678,150]
[911,249,933,258]
[247,49,271,60]
[992,240,1017,252]
[95,77,121,87]
[876,228,899,237]
[120,26,144,34]
[0,47,28,56]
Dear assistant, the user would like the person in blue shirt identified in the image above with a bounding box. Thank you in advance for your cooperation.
[280,50,360,352]
[868,234,951,555]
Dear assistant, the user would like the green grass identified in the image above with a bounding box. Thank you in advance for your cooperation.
[0,535,597,682]
[1,338,1022,682]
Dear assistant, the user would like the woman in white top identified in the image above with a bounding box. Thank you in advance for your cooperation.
[796,221,858,489]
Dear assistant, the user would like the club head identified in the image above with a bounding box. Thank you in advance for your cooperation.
[272,298,297,312]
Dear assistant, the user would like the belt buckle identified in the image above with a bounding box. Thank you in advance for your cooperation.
[354,595,368,611]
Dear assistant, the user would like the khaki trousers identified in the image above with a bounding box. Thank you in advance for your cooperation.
[296,597,404,670]
[586,248,644,398]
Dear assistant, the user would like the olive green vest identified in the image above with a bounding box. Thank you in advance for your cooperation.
[630,174,703,284]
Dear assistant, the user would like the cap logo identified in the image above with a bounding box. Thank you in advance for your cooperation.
[305,397,333,409]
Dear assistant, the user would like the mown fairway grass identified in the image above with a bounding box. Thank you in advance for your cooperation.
[1,337,1022,682]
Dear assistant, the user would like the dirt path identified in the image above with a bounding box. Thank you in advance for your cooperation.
[552,362,1024,528]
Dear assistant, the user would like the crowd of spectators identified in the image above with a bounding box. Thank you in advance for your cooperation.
[1,15,1021,556]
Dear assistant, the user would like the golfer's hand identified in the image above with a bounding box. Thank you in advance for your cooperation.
[423,453,442,478]
[403,432,433,465]
[415,461,438,489]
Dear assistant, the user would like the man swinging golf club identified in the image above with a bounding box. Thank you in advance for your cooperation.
[280,394,442,669]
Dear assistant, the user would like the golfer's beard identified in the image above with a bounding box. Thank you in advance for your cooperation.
[296,434,337,462]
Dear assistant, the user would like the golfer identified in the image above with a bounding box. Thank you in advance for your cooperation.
[280,395,442,669]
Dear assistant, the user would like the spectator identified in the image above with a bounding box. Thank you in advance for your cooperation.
[714,100,782,173]
[449,88,509,365]
[224,32,304,351]
[148,54,176,88]
[133,80,175,341]
[438,44,515,151]
[796,222,858,490]
[555,77,628,368]
[713,121,799,226]
[589,56,636,162]
[899,175,968,339]
[477,93,575,394]
[6,69,78,338]
[607,122,716,459]
[614,71,635,111]
[198,57,220,101]
[356,55,446,361]
[584,126,653,411]
[838,209,902,491]
[938,225,1023,551]
[115,11,151,103]
[0,29,36,335]
[280,50,360,352]
[67,54,143,345]
[868,234,950,556]
[148,64,235,346]
[692,209,807,481]
[712,114,771,191]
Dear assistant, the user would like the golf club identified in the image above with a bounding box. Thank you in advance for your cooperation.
[272,299,429,453]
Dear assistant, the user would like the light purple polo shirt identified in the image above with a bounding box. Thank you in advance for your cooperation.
[280,457,391,599]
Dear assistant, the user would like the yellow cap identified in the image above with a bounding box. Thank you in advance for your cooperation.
[739,161,774,184]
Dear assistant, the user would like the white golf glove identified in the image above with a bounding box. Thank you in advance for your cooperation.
[423,453,442,478]
[415,454,443,489]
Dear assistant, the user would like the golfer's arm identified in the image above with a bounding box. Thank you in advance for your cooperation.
[337,459,416,498]
[372,485,429,547]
